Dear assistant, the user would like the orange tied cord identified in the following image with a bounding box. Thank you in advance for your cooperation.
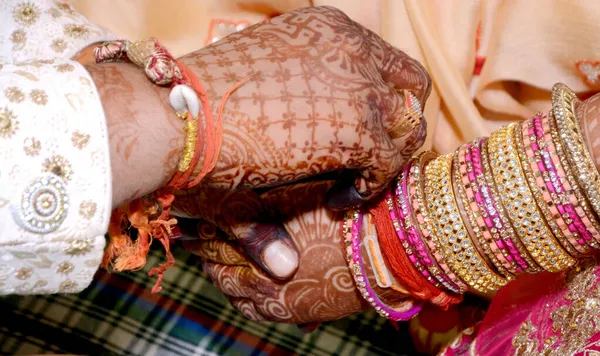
[370,197,461,310]
[174,60,254,188]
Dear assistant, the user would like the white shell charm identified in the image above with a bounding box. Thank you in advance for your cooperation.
[169,84,200,119]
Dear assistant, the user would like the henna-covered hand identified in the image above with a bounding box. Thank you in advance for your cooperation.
[172,186,301,279]
[173,6,431,204]
[183,181,369,323]
[90,6,430,206]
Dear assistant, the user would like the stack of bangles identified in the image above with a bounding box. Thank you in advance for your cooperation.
[344,83,600,320]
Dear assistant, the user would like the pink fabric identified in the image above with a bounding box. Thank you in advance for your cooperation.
[440,260,600,355]
[474,272,564,355]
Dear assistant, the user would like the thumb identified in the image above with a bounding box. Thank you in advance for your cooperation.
[231,221,299,280]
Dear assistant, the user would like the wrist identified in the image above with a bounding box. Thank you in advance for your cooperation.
[86,62,185,207]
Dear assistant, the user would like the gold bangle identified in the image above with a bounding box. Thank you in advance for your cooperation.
[479,139,541,273]
[413,152,469,293]
[516,120,582,257]
[488,124,575,272]
[424,154,507,293]
[552,83,600,219]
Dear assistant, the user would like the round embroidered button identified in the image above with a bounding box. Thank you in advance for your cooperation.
[12,173,69,234]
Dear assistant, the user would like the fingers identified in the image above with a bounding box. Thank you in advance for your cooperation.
[173,186,300,280]
[379,43,432,109]
[231,222,299,280]
[203,263,277,298]
[185,239,250,266]
[378,43,429,152]
[327,110,405,210]
[229,297,267,322]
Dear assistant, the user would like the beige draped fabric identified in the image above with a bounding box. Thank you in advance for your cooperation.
[72,0,600,153]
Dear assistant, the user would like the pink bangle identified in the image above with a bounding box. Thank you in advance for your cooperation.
[455,142,515,277]
[394,159,460,293]
[343,210,422,321]
[386,187,430,284]
[410,153,468,293]
[536,114,600,251]
[521,116,588,256]
[472,139,539,273]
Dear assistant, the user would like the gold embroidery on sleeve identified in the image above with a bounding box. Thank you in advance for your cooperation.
[23,137,41,156]
[5,87,25,103]
[51,39,67,53]
[30,89,48,105]
[15,268,33,280]
[56,262,74,274]
[13,2,40,26]
[64,24,89,39]
[42,155,72,181]
[71,131,90,149]
[0,107,19,138]
[10,30,26,50]
[79,201,96,219]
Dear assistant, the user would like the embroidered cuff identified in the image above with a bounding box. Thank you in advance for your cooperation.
[0,59,111,295]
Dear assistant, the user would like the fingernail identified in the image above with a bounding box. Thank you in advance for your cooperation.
[262,240,298,278]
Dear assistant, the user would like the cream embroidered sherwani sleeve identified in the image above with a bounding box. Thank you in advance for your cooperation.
[0,0,115,295]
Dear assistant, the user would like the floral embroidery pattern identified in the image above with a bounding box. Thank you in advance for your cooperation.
[0,107,19,138]
[13,2,40,26]
[512,258,600,355]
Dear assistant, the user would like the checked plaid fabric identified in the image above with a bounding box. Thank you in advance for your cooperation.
[0,247,421,356]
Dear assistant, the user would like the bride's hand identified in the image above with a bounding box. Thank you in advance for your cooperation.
[183,181,368,323]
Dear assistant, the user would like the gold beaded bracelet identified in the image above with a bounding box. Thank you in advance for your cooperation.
[488,124,575,272]
[424,154,507,293]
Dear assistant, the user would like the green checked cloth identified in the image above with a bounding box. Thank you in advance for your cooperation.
[0,248,422,355]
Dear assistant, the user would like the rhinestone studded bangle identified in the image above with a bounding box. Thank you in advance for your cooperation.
[454,143,514,279]
[552,83,600,220]
[523,116,593,255]
[386,186,434,284]
[395,160,458,292]
[516,119,582,258]
[487,124,575,272]
[545,113,600,250]
[423,154,507,293]
[472,139,537,274]
[411,152,467,293]
[465,139,528,276]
